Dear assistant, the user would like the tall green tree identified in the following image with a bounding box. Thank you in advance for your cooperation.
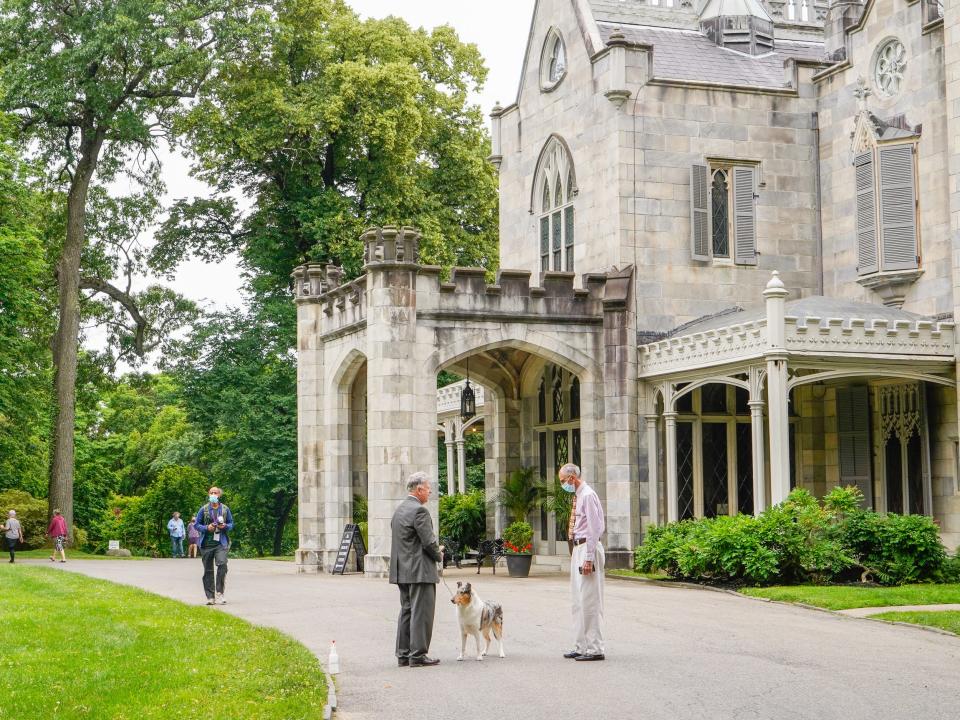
[0,0,257,531]
[0,114,54,494]
[153,0,499,290]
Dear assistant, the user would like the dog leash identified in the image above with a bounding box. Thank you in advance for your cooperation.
[438,556,455,599]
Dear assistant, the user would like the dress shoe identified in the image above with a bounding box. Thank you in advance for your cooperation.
[397,657,409,667]
[563,650,582,659]
[575,653,605,662]
[409,656,440,667]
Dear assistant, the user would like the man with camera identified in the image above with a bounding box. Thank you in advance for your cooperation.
[194,487,234,605]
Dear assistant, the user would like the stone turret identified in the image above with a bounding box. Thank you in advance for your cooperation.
[699,0,775,56]
[823,0,864,61]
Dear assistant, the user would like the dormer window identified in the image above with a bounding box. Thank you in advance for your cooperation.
[540,28,567,91]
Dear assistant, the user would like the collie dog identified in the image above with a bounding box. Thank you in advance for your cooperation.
[451,581,505,661]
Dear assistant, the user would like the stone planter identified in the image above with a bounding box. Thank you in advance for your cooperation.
[505,553,533,578]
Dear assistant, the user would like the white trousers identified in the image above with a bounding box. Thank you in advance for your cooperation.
[570,542,605,655]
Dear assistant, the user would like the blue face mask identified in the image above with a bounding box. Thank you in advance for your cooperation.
[209,495,220,504]
[561,482,575,493]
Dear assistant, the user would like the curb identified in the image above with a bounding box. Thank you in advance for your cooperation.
[606,573,960,639]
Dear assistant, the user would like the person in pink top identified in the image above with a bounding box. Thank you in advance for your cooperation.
[47,509,68,563]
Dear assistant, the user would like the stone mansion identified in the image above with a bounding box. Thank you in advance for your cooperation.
[293,0,960,574]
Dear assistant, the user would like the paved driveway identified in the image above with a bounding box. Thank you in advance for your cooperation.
[45,559,960,719]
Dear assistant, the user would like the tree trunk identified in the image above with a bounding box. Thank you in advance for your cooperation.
[272,494,296,556]
[48,131,104,540]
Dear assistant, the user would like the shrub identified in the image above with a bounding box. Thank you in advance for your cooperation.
[502,521,533,554]
[439,490,486,550]
[841,511,945,585]
[631,487,959,587]
[352,494,368,524]
[0,489,47,549]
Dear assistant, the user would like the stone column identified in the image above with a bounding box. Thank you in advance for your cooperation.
[664,411,679,523]
[748,366,767,515]
[945,0,960,511]
[293,264,326,573]
[764,272,791,506]
[645,414,660,527]
[601,267,640,569]
[363,227,437,577]
[456,438,467,495]
[444,435,456,496]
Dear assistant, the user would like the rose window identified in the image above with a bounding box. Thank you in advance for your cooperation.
[874,40,906,97]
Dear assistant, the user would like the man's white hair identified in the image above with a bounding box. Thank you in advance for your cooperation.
[7,510,15,517]
[559,463,581,479]
[406,472,430,493]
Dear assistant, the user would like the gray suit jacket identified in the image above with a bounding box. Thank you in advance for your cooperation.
[389,496,442,585]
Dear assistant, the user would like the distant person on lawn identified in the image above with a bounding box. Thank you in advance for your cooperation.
[47,509,68,563]
[186,518,200,558]
[167,511,186,558]
[2,510,23,563]
[194,487,233,605]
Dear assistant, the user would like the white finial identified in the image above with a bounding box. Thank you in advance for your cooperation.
[763,270,788,300]
[766,271,784,290]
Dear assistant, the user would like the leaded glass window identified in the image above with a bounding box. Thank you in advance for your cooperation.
[570,377,580,420]
[538,378,546,424]
[534,138,575,279]
[552,368,564,423]
[711,170,730,258]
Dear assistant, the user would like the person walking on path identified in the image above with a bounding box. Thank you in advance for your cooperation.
[167,512,186,558]
[186,518,200,558]
[2,510,23,563]
[47,509,68,563]
[560,463,606,662]
[194,488,233,605]
[389,472,444,668]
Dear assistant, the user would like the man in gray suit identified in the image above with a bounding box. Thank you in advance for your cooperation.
[390,472,443,667]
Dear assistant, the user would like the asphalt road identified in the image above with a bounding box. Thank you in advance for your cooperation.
[43,559,960,720]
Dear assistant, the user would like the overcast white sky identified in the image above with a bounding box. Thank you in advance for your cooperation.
[142,1,536,314]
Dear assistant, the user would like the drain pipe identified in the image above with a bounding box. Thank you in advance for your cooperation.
[812,111,824,296]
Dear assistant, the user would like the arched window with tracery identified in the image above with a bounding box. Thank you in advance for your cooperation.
[535,137,576,277]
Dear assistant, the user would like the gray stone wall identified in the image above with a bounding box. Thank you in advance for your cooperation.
[815,0,949,314]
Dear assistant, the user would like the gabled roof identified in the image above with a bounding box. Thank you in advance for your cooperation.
[699,0,772,21]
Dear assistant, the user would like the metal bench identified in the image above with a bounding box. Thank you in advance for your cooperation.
[474,538,506,574]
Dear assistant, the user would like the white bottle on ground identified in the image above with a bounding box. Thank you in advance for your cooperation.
[328,640,340,675]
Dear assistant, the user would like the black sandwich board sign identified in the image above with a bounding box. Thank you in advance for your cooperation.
[333,523,366,574]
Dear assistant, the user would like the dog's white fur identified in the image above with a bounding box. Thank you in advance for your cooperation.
[452,582,505,661]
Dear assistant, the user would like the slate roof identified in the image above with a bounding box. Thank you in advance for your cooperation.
[598,23,824,88]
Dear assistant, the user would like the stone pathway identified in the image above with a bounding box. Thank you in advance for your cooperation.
[32,559,960,720]
[839,603,960,617]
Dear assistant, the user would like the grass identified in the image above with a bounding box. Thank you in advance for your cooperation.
[870,611,960,635]
[14,548,147,561]
[0,565,326,719]
[739,584,960,610]
[608,568,670,580]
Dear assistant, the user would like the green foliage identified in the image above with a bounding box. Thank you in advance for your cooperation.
[502,521,533,554]
[155,0,498,293]
[0,490,47,549]
[438,490,486,550]
[542,478,574,540]
[840,511,946,585]
[938,553,960,584]
[633,487,953,586]
[495,467,546,525]
[352,494,368,525]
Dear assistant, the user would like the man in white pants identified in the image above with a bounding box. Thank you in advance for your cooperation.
[559,463,605,661]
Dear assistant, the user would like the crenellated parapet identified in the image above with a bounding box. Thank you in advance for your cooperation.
[362,225,421,268]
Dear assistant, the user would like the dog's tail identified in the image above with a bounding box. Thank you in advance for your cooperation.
[493,603,504,634]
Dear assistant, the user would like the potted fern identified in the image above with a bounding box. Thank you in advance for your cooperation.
[503,521,534,577]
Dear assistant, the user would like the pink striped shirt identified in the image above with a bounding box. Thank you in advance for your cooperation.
[572,481,604,562]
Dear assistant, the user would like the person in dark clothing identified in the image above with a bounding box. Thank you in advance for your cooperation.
[194,487,234,605]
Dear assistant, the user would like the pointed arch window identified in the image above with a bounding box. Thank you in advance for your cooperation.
[540,28,567,90]
[535,137,576,277]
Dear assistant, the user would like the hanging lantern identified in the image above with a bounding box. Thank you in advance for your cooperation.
[460,379,476,421]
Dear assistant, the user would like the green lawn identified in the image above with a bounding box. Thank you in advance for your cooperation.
[740,584,960,610]
[608,568,670,580]
[870,611,960,635]
[14,548,147,561]
[0,565,326,719]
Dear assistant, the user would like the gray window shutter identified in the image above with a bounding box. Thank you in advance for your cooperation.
[690,163,709,261]
[733,166,757,265]
[837,385,873,509]
[855,151,879,275]
[879,144,918,271]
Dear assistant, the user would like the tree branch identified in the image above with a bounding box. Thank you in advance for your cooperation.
[78,276,147,355]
